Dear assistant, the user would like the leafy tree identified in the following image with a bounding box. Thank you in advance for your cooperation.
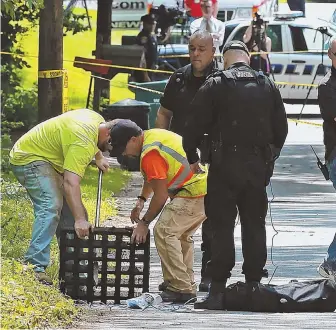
[1,0,91,136]
[1,0,43,18]
[1,1,41,136]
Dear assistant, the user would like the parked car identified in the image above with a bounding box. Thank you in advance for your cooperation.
[155,11,336,104]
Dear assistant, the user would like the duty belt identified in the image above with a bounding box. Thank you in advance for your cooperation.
[221,145,266,154]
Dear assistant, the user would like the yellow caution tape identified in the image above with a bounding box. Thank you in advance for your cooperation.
[0,51,324,88]
[38,69,69,113]
[288,118,323,127]
[63,70,69,113]
[38,70,63,78]
[159,50,327,58]
[275,81,318,87]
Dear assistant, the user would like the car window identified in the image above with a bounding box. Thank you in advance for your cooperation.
[223,23,239,44]
[290,26,330,51]
[230,24,283,52]
[267,25,282,52]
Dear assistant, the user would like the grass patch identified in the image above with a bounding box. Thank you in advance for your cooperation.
[81,165,130,222]
[0,259,78,329]
[1,159,130,329]
[19,8,138,110]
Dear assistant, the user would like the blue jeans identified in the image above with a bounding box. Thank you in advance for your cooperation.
[326,158,336,262]
[11,161,75,272]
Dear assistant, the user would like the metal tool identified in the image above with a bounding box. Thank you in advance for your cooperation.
[93,169,103,286]
[95,168,103,227]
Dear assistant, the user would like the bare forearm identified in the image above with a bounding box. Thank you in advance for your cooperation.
[140,180,153,200]
[142,191,167,223]
[64,181,87,221]
[155,108,172,129]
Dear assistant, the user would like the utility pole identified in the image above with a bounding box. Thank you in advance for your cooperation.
[92,0,112,112]
[38,0,63,122]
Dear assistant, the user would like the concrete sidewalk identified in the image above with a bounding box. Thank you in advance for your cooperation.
[73,144,335,329]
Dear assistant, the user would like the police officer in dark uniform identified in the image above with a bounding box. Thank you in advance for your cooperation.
[182,41,288,310]
[134,14,158,82]
[156,30,218,292]
[317,38,336,280]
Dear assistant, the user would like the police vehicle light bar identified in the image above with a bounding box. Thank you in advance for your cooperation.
[274,11,303,20]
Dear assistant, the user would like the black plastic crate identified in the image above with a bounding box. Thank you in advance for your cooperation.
[59,227,150,303]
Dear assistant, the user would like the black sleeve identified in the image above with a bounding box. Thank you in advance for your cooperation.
[318,84,336,122]
[182,78,217,164]
[270,81,288,150]
[160,73,178,112]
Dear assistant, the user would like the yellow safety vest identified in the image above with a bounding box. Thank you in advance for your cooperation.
[140,129,207,198]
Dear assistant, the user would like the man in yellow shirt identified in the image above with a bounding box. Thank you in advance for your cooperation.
[10,109,111,284]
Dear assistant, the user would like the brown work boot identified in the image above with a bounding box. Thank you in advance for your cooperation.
[35,271,53,285]
[158,280,170,291]
[160,289,196,303]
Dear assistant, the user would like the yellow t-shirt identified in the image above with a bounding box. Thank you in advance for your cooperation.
[9,109,105,177]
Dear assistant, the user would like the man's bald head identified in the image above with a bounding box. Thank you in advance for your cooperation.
[328,38,336,68]
[190,30,214,48]
[189,30,215,76]
[222,41,250,69]
[223,49,250,69]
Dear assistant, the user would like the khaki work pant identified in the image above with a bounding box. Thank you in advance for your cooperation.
[154,197,206,293]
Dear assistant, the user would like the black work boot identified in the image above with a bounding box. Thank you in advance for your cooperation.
[194,281,226,310]
[198,277,211,292]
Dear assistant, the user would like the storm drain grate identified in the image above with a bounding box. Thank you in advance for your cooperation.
[59,227,150,303]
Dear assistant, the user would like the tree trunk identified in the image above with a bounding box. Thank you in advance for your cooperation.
[38,0,63,122]
[93,0,112,112]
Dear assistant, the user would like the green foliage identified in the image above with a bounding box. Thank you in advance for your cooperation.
[1,0,43,18]
[63,11,91,36]
[1,1,92,135]
[2,79,38,132]
[1,135,13,174]
[81,165,131,222]
[0,259,78,329]
[1,1,40,71]
[1,1,40,135]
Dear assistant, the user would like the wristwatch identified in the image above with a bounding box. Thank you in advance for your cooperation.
[137,195,147,202]
[138,218,150,227]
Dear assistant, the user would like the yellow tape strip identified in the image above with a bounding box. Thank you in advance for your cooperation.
[63,70,69,113]
[38,69,69,113]
[288,118,323,127]
[38,70,63,78]
[159,50,328,59]
[0,51,325,88]
[276,81,318,87]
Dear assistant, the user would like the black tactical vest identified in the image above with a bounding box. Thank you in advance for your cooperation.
[211,63,275,148]
[170,62,218,136]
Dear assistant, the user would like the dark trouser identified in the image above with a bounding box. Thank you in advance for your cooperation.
[201,218,212,279]
[206,167,268,282]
